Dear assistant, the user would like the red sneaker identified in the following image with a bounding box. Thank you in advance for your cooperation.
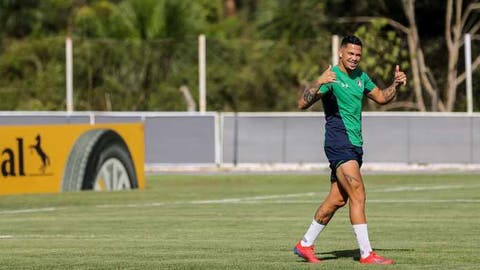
[359,251,394,265]
[293,241,321,263]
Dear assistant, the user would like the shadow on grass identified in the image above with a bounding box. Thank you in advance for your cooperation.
[317,249,360,261]
[318,248,414,261]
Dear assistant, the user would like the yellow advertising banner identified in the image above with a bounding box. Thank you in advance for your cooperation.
[0,123,145,195]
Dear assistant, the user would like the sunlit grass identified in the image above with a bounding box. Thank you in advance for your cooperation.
[0,174,478,269]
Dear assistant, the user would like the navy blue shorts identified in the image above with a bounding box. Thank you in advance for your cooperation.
[324,146,363,181]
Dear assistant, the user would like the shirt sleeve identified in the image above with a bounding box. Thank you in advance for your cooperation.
[318,83,332,94]
[362,72,377,93]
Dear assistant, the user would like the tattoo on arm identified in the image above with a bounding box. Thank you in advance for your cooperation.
[299,82,321,110]
[303,87,316,103]
[381,84,397,103]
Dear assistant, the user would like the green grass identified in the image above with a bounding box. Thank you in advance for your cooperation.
[0,173,479,269]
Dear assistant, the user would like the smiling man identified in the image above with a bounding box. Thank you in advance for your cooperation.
[293,35,407,264]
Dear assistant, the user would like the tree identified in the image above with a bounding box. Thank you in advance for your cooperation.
[353,21,413,111]
[0,0,41,38]
[202,0,333,112]
[0,0,72,38]
[339,0,480,111]
[224,0,236,17]
[255,0,327,40]
[1,0,477,112]
[71,0,210,111]
[400,0,480,111]
[443,0,480,111]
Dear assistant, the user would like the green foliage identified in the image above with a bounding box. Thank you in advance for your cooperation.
[0,0,334,112]
[354,19,410,89]
[206,37,330,111]
[0,0,476,112]
[0,0,42,38]
[353,20,412,109]
[0,38,65,110]
[71,37,199,111]
[74,1,120,38]
[255,0,327,40]
[73,0,209,40]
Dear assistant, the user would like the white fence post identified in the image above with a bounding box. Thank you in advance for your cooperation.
[465,33,473,114]
[66,37,74,112]
[332,35,339,66]
[198,34,207,113]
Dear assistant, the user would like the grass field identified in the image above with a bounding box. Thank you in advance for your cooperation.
[0,173,479,269]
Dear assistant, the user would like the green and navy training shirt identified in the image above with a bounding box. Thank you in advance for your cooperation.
[318,65,376,148]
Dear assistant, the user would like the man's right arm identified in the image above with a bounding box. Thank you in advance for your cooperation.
[297,65,336,110]
[297,82,323,110]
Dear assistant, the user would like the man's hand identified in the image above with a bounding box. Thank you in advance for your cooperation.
[367,64,407,105]
[298,65,338,110]
[315,65,337,86]
[298,65,335,110]
[393,65,407,87]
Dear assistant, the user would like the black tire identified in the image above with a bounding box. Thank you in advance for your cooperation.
[61,129,138,191]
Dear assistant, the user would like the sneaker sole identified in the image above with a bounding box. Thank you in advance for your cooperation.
[293,247,302,257]
[360,259,395,265]
[360,261,395,265]
[293,247,321,263]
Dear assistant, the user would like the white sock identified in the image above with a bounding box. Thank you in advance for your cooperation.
[300,219,326,247]
[352,224,373,258]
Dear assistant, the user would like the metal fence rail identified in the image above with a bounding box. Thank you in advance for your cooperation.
[1,111,479,166]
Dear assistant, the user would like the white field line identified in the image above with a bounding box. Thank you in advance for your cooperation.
[219,198,480,204]
[95,192,319,208]
[0,184,479,215]
[375,184,480,192]
[0,234,101,240]
[370,199,480,203]
[0,207,59,215]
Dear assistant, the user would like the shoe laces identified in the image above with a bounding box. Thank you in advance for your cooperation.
[304,245,315,252]
[370,252,388,261]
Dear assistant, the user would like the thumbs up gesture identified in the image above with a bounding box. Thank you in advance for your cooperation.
[315,65,337,85]
[394,65,407,87]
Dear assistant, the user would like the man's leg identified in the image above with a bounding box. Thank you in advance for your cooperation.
[336,160,394,264]
[301,181,348,246]
[294,180,348,263]
[314,180,349,224]
[335,160,366,224]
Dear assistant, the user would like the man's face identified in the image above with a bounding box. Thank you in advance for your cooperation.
[339,43,362,71]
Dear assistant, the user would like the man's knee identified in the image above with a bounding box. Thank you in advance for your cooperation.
[349,193,366,207]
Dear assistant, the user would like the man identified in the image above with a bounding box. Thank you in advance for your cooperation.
[293,35,407,265]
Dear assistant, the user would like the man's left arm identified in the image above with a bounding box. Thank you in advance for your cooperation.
[367,65,407,105]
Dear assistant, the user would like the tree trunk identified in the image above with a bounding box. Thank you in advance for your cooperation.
[402,0,448,111]
[404,15,426,111]
[445,0,460,111]
[179,85,197,112]
[444,0,480,111]
[224,0,236,17]
[342,0,480,112]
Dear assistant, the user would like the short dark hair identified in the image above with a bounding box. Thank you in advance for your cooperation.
[341,35,363,47]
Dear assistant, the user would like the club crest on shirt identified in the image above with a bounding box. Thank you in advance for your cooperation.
[357,80,362,88]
